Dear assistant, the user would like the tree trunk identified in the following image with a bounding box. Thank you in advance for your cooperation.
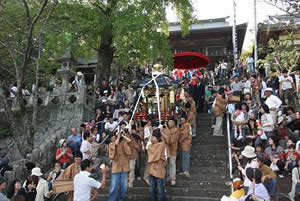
[96,21,113,85]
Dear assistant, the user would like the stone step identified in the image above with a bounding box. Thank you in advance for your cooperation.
[118,180,230,189]
[100,187,228,198]
[97,194,223,201]
[191,143,227,148]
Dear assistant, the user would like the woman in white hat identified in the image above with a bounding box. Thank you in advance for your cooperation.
[238,146,259,188]
[31,167,52,201]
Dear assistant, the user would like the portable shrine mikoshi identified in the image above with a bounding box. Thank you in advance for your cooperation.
[131,64,179,124]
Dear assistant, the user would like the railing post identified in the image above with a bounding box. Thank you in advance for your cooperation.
[226,112,234,193]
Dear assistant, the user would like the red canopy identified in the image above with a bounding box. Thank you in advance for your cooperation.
[173,52,210,69]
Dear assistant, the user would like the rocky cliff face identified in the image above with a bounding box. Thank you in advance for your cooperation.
[1,87,95,182]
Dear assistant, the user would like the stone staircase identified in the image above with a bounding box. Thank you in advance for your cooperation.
[95,113,231,201]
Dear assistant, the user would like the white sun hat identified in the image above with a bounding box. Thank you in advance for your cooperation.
[241,146,256,158]
[31,167,43,177]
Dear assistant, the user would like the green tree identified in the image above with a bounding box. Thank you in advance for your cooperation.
[258,35,300,71]
[47,0,193,84]
[0,0,57,156]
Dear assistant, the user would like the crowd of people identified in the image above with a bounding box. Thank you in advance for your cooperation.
[0,61,299,201]
[0,73,198,201]
[215,65,300,201]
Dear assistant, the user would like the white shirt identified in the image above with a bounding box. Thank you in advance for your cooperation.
[279,75,294,90]
[242,80,251,94]
[240,183,270,201]
[235,112,245,122]
[104,121,118,132]
[260,81,267,98]
[80,140,92,160]
[35,178,49,201]
[261,113,274,132]
[144,126,151,139]
[73,171,101,201]
[10,86,17,98]
[246,57,254,64]
[221,63,227,69]
[265,95,282,110]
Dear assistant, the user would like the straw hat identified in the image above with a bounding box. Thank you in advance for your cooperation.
[31,167,43,177]
[241,146,256,158]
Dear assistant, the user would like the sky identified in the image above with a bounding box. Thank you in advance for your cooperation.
[167,0,284,25]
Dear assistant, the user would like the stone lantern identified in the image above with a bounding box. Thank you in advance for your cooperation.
[56,48,76,91]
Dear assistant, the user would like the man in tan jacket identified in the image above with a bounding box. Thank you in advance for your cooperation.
[213,88,228,136]
[179,113,192,178]
[128,125,142,188]
[164,117,179,185]
[107,130,132,201]
[147,128,168,201]
[185,102,196,137]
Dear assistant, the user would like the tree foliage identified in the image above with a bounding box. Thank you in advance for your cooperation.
[47,0,193,83]
[258,34,300,71]
[0,0,193,158]
[264,0,299,18]
[0,0,57,157]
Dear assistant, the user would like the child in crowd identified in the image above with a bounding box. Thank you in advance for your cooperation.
[284,144,300,173]
[232,106,245,141]
[230,178,245,200]
[221,178,245,201]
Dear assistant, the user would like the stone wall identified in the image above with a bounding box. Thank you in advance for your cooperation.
[1,87,95,183]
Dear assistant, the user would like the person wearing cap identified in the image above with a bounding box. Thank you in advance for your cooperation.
[264,87,282,124]
[72,72,84,91]
[240,168,270,201]
[147,129,168,201]
[0,178,9,201]
[107,130,132,201]
[179,113,192,178]
[238,146,259,188]
[31,167,51,201]
[73,159,108,201]
[55,139,73,168]
[230,178,245,200]
[57,152,82,201]
[221,178,245,201]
